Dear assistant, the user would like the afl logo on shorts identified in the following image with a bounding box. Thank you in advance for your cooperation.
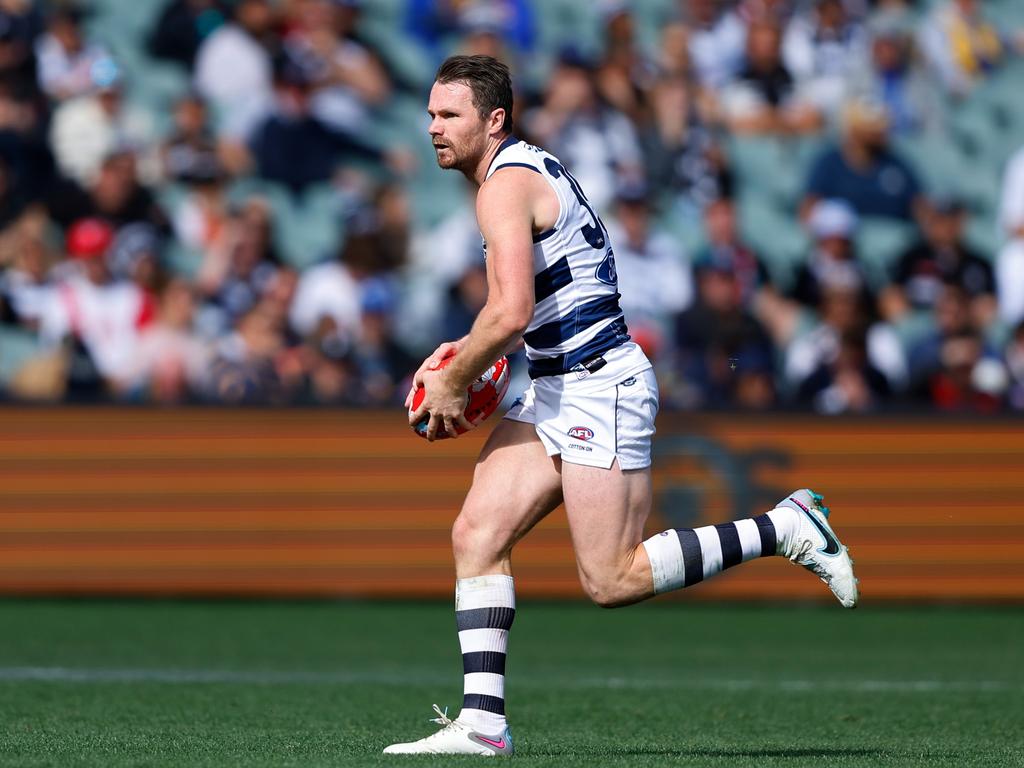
[567,426,594,441]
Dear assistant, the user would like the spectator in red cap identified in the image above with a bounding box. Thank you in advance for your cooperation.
[37,218,153,395]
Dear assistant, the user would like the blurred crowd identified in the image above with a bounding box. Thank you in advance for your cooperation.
[1,0,1023,413]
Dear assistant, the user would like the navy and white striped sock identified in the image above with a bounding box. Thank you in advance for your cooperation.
[455,575,515,733]
[642,509,796,593]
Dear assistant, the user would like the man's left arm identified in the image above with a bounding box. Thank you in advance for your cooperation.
[409,170,537,440]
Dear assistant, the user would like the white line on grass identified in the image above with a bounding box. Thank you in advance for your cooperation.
[0,667,1015,693]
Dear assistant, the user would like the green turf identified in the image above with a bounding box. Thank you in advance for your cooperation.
[0,600,1021,767]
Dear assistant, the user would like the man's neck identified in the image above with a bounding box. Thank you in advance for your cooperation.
[467,133,511,187]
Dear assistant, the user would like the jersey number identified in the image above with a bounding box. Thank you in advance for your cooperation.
[543,158,606,250]
[543,158,617,286]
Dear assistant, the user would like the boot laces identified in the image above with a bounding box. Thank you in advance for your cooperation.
[429,704,455,728]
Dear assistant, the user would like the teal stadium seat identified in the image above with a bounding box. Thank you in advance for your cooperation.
[855,217,918,291]
[728,135,823,209]
[736,192,808,288]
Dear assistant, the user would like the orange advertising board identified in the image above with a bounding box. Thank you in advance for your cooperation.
[1,408,1022,601]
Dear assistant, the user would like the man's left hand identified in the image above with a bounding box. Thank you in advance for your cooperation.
[408,367,474,441]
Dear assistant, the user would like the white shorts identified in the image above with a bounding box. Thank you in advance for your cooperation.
[504,342,659,471]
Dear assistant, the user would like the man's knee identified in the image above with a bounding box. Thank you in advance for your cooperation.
[452,511,510,566]
[578,567,632,609]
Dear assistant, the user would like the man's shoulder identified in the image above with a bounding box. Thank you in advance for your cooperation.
[481,142,554,198]
[488,138,553,176]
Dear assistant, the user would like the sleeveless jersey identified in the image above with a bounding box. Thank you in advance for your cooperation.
[484,136,631,379]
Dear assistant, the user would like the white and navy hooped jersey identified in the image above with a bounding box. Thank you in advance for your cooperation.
[484,137,631,379]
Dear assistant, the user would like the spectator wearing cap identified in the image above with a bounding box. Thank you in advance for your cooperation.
[34,6,111,101]
[37,218,153,392]
[194,0,277,141]
[883,194,996,328]
[802,100,922,221]
[844,11,941,137]
[784,200,908,391]
[716,20,822,136]
[148,0,229,69]
[670,246,775,409]
[48,57,157,187]
[792,199,873,310]
[603,182,692,358]
[352,276,417,405]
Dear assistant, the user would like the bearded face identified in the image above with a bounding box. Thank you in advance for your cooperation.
[427,80,492,174]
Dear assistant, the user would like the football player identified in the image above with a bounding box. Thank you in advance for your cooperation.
[389,55,858,757]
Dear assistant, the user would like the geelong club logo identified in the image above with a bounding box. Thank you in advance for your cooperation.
[567,426,594,441]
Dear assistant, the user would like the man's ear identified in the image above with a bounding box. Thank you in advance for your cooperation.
[490,108,506,135]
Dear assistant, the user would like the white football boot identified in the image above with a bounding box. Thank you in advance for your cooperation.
[383,705,514,757]
[774,489,859,608]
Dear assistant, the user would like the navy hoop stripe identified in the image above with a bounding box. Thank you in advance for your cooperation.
[527,319,629,378]
[462,693,506,715]
[676,528,705,586]
[534,256,572,302]
[523,293,623,349]
[455,607,516,632]
[461,651,507,675]
[715,523,744,569]
[491,162,541,175]
[754,514,778,556]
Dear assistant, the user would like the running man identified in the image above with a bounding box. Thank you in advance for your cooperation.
[388,55,858,757]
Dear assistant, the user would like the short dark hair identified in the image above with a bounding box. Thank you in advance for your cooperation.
[435,55,513,133]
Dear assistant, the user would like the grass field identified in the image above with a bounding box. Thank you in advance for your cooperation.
[0,600,1021,767]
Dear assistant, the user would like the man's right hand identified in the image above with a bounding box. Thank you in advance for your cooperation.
[405,340,464,409]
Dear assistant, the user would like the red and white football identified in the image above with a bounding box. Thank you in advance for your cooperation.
[410,354,511,440]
